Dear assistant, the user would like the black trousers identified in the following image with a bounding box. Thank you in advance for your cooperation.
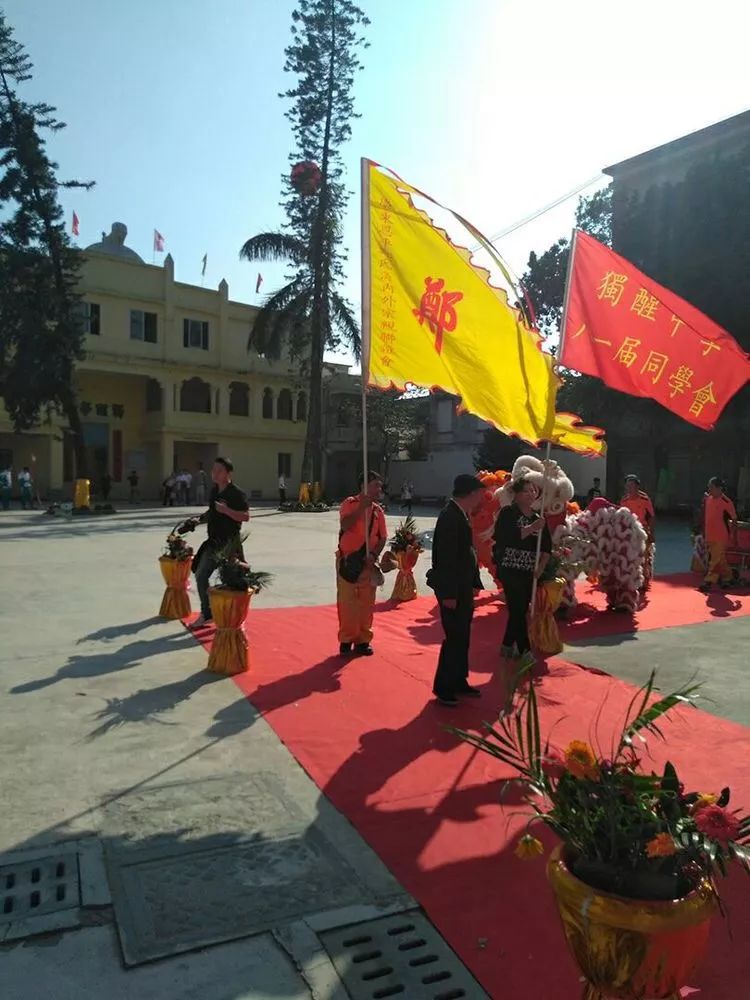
[433,591,474,697]
[499,571,533,654]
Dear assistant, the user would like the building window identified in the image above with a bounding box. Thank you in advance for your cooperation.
[278,453,292,477]
[229,381,249,417]
[183,318,209,350]
[81,302,101,335]
[130,309,158,343]
[180,377,211,414]
[336,399,351,427]
[277,389,293,421]
[262,387,274,419]
[296,392,307,421]
[146,378,162,412]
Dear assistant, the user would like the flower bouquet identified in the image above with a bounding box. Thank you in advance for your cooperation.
[207,536,272,675]
[386,516,424,602]
[158,526,195,619]
[451,673,750,998]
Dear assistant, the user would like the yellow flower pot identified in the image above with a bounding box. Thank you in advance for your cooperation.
[529,577,565,655]
[547,846,717,1000]
[158,556,192,620]
[206,587,252,675]
[390,547,419,602]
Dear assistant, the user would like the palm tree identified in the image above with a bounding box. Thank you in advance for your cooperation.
[240,0,367,487]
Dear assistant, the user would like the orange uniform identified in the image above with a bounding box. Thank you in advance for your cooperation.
[703,492,737,584]
[336,496,387,646]
[620,491,655,532]
[621,490,655,587]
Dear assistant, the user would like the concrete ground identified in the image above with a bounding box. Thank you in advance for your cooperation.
[0,504,747,998]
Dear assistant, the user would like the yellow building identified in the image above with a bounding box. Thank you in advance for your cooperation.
[0,223,319,501]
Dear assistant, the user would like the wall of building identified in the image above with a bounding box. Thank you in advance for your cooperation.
[392,445,606,502]
[0,247,316,502]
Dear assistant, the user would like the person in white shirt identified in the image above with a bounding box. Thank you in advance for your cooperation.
[18,467,33,509]
[182,470,193,505]
[278,474,287,504]
[400,480,413,515]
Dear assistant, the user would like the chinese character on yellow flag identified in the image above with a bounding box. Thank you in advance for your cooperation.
[363,161,605,456]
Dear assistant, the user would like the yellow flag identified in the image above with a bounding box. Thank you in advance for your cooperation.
[363,162,605,456]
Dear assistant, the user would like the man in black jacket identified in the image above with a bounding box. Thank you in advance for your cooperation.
[428,475,485,706]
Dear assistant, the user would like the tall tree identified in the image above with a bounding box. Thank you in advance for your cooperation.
[340,387,429,484]
[241,0,369,484]
[0,12,92,477]
[474,428,522,472]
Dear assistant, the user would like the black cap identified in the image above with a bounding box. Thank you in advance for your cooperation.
[453,474,484,498]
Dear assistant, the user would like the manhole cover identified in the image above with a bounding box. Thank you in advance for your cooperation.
[1,852,80,924]
[320,910,488,999]
[110,829,366,965]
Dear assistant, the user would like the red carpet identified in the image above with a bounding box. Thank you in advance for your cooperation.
[188,588,750,999]
[563,572,750,639]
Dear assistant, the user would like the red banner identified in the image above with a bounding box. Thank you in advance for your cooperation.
[560,230,750,430]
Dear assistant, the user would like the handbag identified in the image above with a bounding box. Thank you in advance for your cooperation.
[338,514,374,583]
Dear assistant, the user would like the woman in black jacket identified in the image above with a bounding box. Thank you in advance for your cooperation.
[493,477,552,667]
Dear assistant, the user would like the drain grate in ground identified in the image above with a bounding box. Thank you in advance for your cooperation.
[109,829,367,965]
[320,910,489,1000]
[1,852,80,924]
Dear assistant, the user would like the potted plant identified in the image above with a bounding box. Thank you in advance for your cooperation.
[529,543,585,656]
[385,516,424,602]
[158,525,194,620]
[451,673,750,999]
[207,536,271,675]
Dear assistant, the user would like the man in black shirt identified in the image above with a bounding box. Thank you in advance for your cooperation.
[187,457,250,628]
[427,474,485,707]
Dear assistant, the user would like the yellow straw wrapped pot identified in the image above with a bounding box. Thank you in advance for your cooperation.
[207,587,252,675]
[158,556,192,620]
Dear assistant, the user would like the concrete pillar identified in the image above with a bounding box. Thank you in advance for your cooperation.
[159,434,174,477]
[218,278,228,369]
[48,434,64,498]
[163,254,175,362]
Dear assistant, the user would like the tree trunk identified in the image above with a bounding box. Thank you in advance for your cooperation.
[301,0,336,486]
[62,391,88,480]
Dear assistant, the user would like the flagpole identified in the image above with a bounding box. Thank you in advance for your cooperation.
[360,158,372,555]
[557,229,578,365]
[529,230,579,619]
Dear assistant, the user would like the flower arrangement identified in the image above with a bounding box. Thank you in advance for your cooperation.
[537,541,586,584]
[390,516,424,554]
[451,672,750,902]
[214,535,272,592]
[279,501,330,513]
[163,532,193,561]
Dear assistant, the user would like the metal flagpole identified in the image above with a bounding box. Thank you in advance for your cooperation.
[360,158,373,557]
[529,229,579,617]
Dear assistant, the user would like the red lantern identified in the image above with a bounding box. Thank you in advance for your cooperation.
[290,160,322,196]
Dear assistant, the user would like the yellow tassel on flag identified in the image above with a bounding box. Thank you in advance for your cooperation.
[362,162,604,456]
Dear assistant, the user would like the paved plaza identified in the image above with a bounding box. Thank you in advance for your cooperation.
[1,504,748,997]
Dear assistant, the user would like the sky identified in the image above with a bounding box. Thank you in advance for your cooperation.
[3,0,750,365]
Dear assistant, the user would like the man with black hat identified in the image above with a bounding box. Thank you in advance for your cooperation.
[427,474,485,706]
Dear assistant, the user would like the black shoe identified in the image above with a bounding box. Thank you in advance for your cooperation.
[434,693,459,707]
[698,583,712,593]
[456,685,482,699]
[354,643,374,657]
[339,642,353,656]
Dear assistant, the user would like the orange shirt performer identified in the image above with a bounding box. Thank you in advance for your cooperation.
[337,471,388,658]
[699,477,737,593]
[620,475,656,587]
